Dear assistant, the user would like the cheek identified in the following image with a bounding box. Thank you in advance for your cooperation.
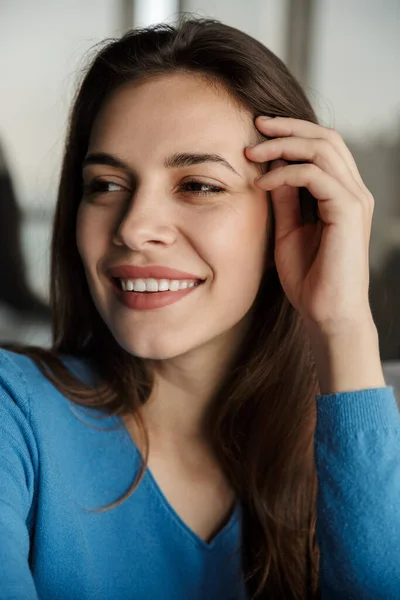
[76,204,109,269]
[198,197,268,297]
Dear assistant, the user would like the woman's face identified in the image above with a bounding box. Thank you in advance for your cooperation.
[76,73,269,360]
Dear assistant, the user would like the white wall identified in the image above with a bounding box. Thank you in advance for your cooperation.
[181,0,288,61]
[309,0,400,140]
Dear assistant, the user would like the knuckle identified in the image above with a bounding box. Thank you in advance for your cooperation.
[366,190,375,207]
[300,163,320,185]
[326,127,342,144]
[317,137,332,150]
[352,198,367,218]
[303,163,319,177]
[313,137,334,160]
[366,189,374,202]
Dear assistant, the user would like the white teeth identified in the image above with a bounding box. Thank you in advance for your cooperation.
[119,278,201,292]
[158,279,169,292]
[169,280,180,292]
[133,279,146,292]
[145,278,159,292]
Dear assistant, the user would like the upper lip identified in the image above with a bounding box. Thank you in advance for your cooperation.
[107,264,205,281]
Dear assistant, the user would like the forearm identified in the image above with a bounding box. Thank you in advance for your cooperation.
[308,318,387,395]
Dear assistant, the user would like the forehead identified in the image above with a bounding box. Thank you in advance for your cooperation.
[88,73,257,159]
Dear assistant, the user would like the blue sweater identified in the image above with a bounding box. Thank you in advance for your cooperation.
[0,348,399,600]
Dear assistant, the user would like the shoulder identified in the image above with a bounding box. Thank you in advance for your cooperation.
[0,346,96,387]
[0,349,43,486]
[0,347,95,423]
[0,348,35,418]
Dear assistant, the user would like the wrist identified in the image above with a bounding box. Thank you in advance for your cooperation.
[305,310,378,342]
[307,319,386,395]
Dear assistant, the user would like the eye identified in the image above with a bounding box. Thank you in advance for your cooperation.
[83,179,129,196]
[178,180,226,196]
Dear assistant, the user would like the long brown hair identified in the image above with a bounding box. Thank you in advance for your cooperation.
[3,17,321,599]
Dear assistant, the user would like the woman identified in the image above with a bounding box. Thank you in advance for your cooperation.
[0,17,399,600]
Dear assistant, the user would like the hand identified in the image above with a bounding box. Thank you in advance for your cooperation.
[245,116,376,338]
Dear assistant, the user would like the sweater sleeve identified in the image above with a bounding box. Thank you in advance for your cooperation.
[315,386,400,600]
[0,351,39,599]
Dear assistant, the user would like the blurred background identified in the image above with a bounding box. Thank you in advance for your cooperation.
[0,0,399,396]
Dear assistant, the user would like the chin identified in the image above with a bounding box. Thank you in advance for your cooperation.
[109,327,202,361]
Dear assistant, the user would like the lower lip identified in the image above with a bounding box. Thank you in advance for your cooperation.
[111,279,204,310]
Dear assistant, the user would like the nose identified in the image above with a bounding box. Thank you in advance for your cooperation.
[112,185,178,251]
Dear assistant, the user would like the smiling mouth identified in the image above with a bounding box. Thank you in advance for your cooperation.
[111,277,204,295]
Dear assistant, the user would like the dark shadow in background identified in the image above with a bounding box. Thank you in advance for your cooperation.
[0,140,50,322]
[349,128,400,362]
[370,251,400,362]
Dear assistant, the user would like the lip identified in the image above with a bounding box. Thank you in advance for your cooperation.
[107,264,205,282]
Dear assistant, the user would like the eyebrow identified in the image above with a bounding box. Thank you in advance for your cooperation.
[164,152,242,177]
[82,151,242,178]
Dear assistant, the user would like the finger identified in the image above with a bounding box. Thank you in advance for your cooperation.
[254,116,366,191]
[246,136,361,198]
[255,162,364,228]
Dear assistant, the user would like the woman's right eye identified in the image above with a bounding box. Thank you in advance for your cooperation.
[83,180,128,196]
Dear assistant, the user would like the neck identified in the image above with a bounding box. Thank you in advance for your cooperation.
[138,316,251,446]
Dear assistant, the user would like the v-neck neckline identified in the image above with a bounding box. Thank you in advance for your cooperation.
[118,415,241,551]
[145,463,241,550]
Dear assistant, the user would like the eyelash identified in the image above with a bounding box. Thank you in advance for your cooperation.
[179,181,225,196]
[83,179,226,197]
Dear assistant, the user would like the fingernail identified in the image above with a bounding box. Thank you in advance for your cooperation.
[258,115,274,120]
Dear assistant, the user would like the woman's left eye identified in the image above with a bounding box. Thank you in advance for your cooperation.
[178,181,225,196]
